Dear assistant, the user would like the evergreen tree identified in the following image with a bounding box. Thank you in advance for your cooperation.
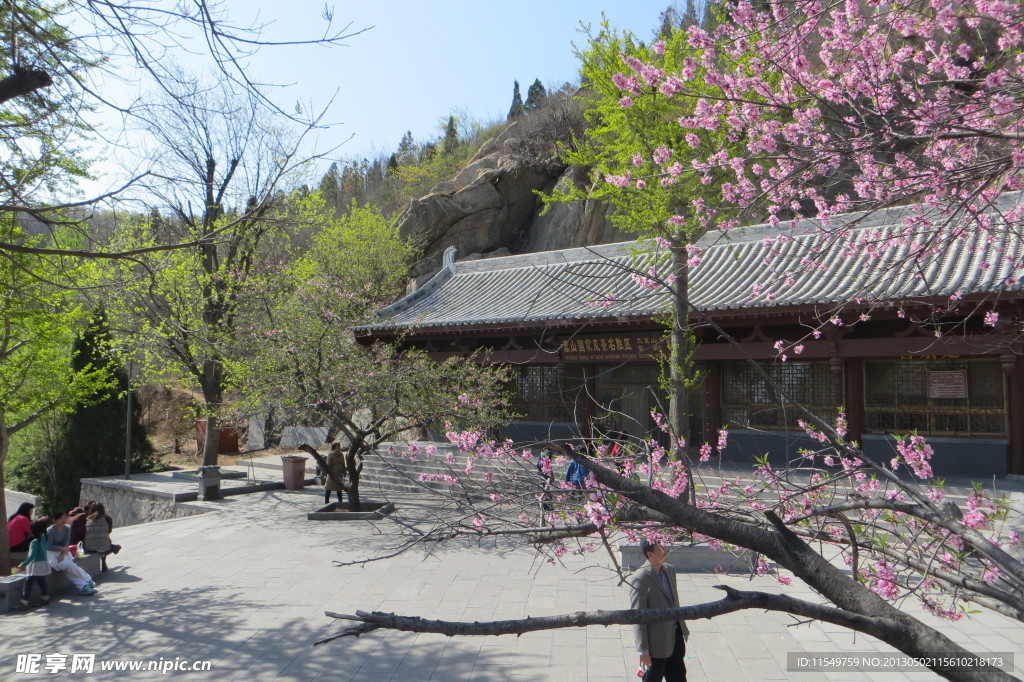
[419,143,437,163]
[387,153,400,175]
[507,80,524,120]
[524,79,547,111]
[441,115,459,156]
[46,307,155,511]
[396,131,417,164]
[318,161,343,214]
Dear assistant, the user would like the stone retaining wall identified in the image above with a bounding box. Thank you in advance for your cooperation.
[79,480,209,528]
[4,489,38,515]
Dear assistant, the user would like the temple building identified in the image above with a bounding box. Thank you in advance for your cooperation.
[356,197,1024,478]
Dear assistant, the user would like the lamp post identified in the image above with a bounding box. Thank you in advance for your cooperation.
[124,358,133,480]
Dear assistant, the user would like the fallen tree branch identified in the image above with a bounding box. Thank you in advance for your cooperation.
[315,585,902,645]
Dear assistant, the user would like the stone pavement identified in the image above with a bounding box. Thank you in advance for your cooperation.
[0,466,1021,680]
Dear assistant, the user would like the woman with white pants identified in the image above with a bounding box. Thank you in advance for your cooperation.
[46,511,96,595]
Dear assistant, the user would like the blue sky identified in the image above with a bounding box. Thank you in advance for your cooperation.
[241,1,673,166]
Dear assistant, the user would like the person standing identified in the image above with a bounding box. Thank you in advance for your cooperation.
[46,511,96,596]
[324,442,347,505]
[19,520,51,607]
[630,540,688,682]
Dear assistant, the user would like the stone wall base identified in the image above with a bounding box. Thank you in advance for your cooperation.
[79,481,209,528]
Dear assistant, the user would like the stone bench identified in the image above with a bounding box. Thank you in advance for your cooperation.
[0,553,102,612]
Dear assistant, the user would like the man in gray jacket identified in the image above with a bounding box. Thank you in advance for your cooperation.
[630,540,688,681]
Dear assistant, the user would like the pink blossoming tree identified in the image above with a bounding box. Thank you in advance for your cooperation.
[320,4,1024,679]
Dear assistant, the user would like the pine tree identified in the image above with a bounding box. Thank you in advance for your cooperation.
[396,131,417,164]
[507,80,524,120]
[318,161,343,214]
[45,307,155,511]
[419,143,437,163]
[441,115,459,156]
[524,79,547,111]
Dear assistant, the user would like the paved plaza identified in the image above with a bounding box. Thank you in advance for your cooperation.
[0,462,1021,681]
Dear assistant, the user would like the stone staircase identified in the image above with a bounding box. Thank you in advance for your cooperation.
[238,444,546,498]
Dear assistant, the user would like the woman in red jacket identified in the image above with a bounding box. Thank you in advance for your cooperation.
[7,502,35,552]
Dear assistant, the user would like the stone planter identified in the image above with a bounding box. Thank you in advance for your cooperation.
[307,501,395,521]
[197,465,222,501]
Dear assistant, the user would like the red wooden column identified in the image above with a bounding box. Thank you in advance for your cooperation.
[1006,355,1024,476]
[843,358,864,446]
[704,361,722,444]
[583,364,597,440]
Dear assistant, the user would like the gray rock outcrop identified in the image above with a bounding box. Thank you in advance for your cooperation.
[397,124,628,284]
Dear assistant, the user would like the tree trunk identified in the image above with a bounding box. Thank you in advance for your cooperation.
[668,243,690,453]
[346,449,362,512]
[200,358,224,467]
[0,415,10,576]
[201,413,220,467]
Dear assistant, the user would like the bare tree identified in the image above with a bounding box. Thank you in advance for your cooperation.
[0,0,367,261]
[100,75,318,465]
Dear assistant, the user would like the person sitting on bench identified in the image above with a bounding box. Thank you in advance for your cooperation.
[46,511,96,596]
[84,503,120,572]
[7,502,35,552]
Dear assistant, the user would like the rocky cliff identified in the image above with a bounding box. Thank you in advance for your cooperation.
[396,121,629,284]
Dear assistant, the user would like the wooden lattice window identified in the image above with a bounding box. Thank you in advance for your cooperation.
[864,359,1006,437]
[509,365,574,423]
[721,361,842,431]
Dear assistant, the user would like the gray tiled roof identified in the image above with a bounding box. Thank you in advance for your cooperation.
[360,195,1024,333]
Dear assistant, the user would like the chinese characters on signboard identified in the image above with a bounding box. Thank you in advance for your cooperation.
[926,370,969,400]
[560,333,666,362]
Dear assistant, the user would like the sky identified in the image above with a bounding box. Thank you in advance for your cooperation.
[236,0,674,168]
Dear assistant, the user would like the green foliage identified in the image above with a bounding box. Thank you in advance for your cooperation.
[442,115,459,156]
[507,80,524,121]
[0,220,110,567]
[547,16,771,242]
[6,412,64,513]
[227,199,509,503]
[318,162,343,213]
[297,200,411,318]
[41,308,156,511]
[0,0,100,202]
[524,79,547,111]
